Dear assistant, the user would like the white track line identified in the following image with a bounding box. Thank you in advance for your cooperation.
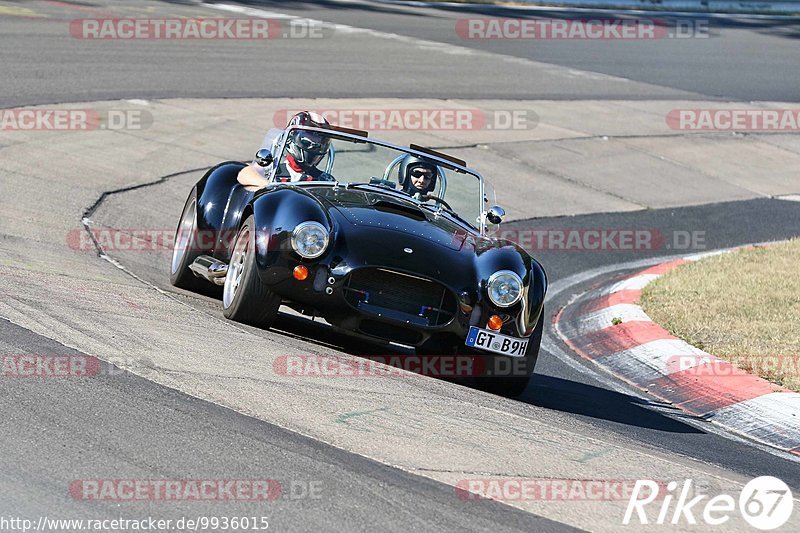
[372,0,800,19]
[605,273,661,293]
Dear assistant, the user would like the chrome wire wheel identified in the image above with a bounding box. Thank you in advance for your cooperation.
[223,225,250,308]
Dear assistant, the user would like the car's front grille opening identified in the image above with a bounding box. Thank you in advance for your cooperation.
[343,268,457,327]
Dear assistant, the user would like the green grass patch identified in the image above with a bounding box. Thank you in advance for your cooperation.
[640,239,800,391]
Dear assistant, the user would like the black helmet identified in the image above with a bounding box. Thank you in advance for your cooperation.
[398,154,438,195]
[287,111,330,129]
[286,112,331,169]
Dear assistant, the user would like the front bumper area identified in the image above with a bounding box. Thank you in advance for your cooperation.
[261,261,529,349]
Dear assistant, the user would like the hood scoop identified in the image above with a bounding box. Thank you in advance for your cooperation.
[372,199,427,221]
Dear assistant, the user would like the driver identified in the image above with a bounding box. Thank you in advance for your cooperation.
[398,154,438,198]
[237,111,333,189]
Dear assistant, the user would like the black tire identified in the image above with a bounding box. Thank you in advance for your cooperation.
[415,336,466,383]
[170,188,205,291]
[222,215,281,329]
[478,308,545,398]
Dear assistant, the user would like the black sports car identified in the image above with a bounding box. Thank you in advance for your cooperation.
[169,123,547,396]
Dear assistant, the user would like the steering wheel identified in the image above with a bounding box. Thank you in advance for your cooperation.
[418,194,454,212]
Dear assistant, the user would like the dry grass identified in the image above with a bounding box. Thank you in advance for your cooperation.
[640,239,800,391]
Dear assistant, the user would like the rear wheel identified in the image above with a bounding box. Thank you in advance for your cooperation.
[170,188,205,291]
[222,215,281,329]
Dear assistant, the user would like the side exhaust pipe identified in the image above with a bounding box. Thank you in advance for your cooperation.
[189,255,228,286]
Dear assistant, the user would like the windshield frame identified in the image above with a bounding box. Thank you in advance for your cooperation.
[268,125,488,235]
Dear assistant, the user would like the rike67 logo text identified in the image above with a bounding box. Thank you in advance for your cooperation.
[624,477,793,530]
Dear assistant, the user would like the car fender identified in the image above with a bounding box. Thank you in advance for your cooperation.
[249,185,334,283]
[194,161,247,257]
[474,239,546,336]
[526,255,547,333]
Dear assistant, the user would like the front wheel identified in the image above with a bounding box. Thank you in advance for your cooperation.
[222,215,281,329]
[479,309,545,398]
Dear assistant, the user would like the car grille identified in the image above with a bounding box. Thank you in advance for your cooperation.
[344,268,457,327]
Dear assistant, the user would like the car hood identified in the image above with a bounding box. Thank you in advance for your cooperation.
[312,187,475,252]
[307,187,483,284]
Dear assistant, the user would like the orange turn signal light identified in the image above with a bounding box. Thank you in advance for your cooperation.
[293,265,309,281]
[487,315,503,331]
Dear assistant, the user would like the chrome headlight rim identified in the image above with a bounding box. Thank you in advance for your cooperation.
[486,270,524,308]
[291,221,329,259]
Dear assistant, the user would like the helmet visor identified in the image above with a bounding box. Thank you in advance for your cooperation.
[289,130,330,166]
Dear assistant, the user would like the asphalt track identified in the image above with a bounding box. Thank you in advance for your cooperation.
[1,1,800,531]
[1,0,800,106]
[0,318,571,532]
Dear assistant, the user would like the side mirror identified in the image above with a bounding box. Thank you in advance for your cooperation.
[486,205,505,225]
[255,149,274,167]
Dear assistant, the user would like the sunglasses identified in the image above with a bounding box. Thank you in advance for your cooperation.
[410,168,434,179]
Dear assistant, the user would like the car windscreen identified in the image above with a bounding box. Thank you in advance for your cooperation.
[272,128,483,228]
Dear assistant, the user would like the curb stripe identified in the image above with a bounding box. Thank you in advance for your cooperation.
[578,289,642,315]
[649,364,779,415]
[569,321,674,357]
[636,258,687,276]
[683,250,730,262]
[711,393,800,450]
[605,273,660,293]
[556,250,800,453]
[600,339,711,385]
[574,304,651,335]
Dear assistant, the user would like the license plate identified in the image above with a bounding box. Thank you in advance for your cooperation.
[465,327,528,357]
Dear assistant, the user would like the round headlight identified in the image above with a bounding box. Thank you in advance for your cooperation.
[291,221,329,259]
[487,270,523,307]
